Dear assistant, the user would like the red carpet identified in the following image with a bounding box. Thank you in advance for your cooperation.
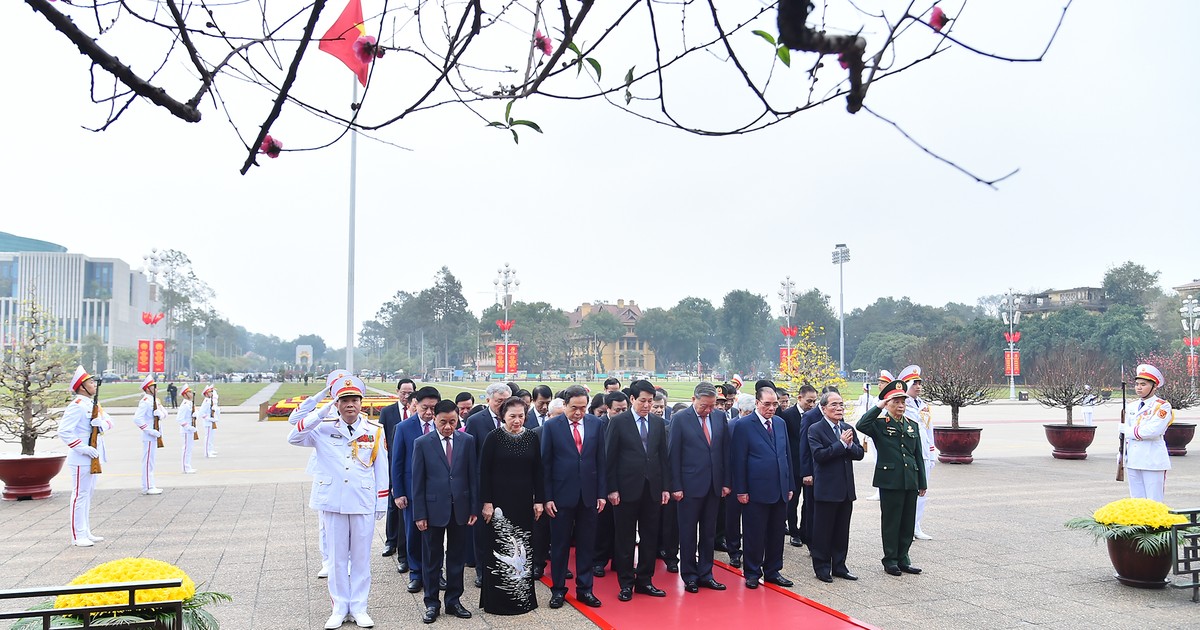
[540,553,876,630]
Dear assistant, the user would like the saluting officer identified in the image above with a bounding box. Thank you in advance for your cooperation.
[1121,364,1173,502]
[60,366,113,547]
[856,380,926,577]
[898,365,937,540]
[290,370,351,579]
[133,375,165,495]
[290,376,390,629]
[176,384,198,474]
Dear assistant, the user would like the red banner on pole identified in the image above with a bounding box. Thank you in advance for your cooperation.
[778,346,795,366]
[1004,350,1021,376]
[507,344,519,374]
[494,344,507,374]
[153,340,166,373]
[137,339,151,373]
[1189,354,1198,377]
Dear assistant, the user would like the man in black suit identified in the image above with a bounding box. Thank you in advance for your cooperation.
[667,382,730,594]
[453,392,474,427]
[808,391,863,582]
[653,391,679,573]
[605,380,670,601]
[463,382,512,587]
[380,378,415,565]
[592,390,627,577]
[542,385,607,609]
[780,384,818,548]
[411,400,478,623]
[797,388,832,547]
[730,387,794,589]
[526,385,552,429]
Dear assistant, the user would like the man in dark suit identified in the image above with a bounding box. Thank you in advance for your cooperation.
[526,385,552,429]
[463,382,512,587]
[780,384,818,547]
[592,390,627,577]
[380,378,415,565]
[411,400,478,623]
[796,389,829,547]
[730,386,794,590]
[605,380,670,601]
[808,391,863,582]
[542,385,607,609]
[653,391,679,573]
[391,386,442,593]
[667,382,730,594]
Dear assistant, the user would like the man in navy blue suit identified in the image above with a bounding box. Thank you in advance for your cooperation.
[808,391,863,582]
[464,382,512,587]
[542,385,607,609]
[412,400,478,624]
[391,386,443,594]
[667,382,730,594]
[380,379,415,566]
[525,385,552,429]
[730,386,794,589]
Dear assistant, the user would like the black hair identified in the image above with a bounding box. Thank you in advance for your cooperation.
[820,385,840,394]
[499,396,529,419]
[515,389,531,399]
[755,386,779,401]
[433,399,458,415]
[671,402,688,412]
[397,378,416,389]
[560,385,589,403]
[413,386,441,402]
[531,385,553,400]
[627,379,656,400]
[798,384,818,396]
[454,391,474,404]
[468,404,486,417]
[589,393,607,413]
[603,377,621,388]
[506,382,520,395]
[604,391,629,407]
[754,379,776,392]
[719,383,737,397]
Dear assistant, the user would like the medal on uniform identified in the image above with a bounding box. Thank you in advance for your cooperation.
[350,424,381,468]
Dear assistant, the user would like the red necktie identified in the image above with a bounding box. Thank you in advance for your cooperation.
[423,422,430,435]
[765,418,773,437]
[571,421,583,453]
[444,437,452,467]
[701,416,711,445]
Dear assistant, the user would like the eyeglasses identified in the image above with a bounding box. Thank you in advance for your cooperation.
[826,402,845,407]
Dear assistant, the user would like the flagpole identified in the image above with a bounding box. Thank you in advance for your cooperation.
[346,78,358,374]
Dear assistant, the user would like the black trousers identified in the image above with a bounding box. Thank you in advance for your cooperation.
[658,499,679,564]
[741,499,787,582]
[613,481,662,588]
[724,496,743,556]
[715,496,726,545]
[421,507,467,610]
[594,502,614,569]
[786,478,803,538]
[550,499,598,595]
[811,499,853,577]
[385,499,405,552]
[533,507,551,572]
[798,484,814,545]
[677,490,719,583]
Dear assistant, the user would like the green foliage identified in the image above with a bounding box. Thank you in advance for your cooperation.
[479,301,571,371]
[1103,261,1162,308]
[580,310,626,373]
[851,331,921,373]
[636,297,718,369]
[718,290,772,372]
[360,267,477,372]
[488,101,543,144]
[1064,516,1195,556]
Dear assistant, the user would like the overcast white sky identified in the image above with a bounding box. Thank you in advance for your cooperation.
[2,1,1196,346]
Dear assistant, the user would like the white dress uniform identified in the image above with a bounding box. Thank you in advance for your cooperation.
[1120,364,1173,502]
[290,369,349,579]
[289,377,388,627]
[59,367,113,546]
[133,378,166,495]
[176,390,197,473]
[899,365,936,539]
[199,387,219,457]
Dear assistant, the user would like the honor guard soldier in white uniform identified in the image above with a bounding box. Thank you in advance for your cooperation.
[289,369,352,580]
[198,385,219,457]
[1120,364,1173,502]
[60,367,113,547]
[290,376,389,629]
[854,370,894,501]
[177,385,198,474]
[133,375,166,495]
[898,365,936,540]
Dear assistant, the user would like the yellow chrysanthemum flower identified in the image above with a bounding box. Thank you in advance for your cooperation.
[54,558,196,609]
[1092,498,1187,530]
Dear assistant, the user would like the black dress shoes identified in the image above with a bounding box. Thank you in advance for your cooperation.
[396,561,408,574]
[532,567,544,580]
[446,603,472,619]
[592,566,606,577]
[548,593,566,609]
[744,579,759,589]
[474,576,482,588]
[698,578,726,591]
[884,565,902,576]
[407,579,423,593]
[898,565,922,574]
[683,581,699,593]
[816,574,834,583]
[576,592,603,608]
[566,570,574,580]
[666,562,679,573]
[421,607,439,624]
[381,546,397,557]
[439,577,447,590]
[789,536,803,548]
[728,554,742,568]
[833,571,859,581]
[714,539,729,553]
[634,584,666,597]
[618,587,633,602]
[765,575,793,587]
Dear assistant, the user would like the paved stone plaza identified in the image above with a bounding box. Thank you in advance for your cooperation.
[1,399,1197,629]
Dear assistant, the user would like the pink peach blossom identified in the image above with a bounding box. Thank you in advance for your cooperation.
[837,53,849,69]
[534,30,553,56]
[259,134,282,159]
[931,6,949,32]
[352,35,377,64]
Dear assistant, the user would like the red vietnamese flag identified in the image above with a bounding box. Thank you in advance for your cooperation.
[320,0,369,86]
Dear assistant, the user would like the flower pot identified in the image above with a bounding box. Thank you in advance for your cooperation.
[932,427,982,464]
[1043,424,1097,460]
[1105,536,1171,588]
[0,452,67,501]
[1164,422,1195,456]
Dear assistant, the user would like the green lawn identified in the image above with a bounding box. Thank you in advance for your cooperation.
[97,382,268,407]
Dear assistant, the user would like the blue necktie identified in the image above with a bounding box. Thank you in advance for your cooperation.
[638,417,648,449]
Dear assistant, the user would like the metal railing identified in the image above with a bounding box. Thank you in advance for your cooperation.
[1171,508,1200,602]
[0,579,183,629]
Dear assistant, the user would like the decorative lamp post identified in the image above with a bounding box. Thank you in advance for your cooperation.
[778,276,796,374]
[1182,295,1200,393]
[142,249,164,377]
[831,244,850,376]
[1000,289,1023,400]
[493,263,519,372]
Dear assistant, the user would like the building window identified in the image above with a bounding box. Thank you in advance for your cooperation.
[0,260,16,298]
[84,262,113,299]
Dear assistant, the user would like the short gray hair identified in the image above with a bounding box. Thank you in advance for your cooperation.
[548,398,565,415]
[735,393,756,414]
[485,382,511,398]
[819,391,842,408]
[653,393,668,404]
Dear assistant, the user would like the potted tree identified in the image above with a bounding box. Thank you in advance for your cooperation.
[1137,350,1199,456]
[1030,344,1108,460]
[0,297,75,500]
[912,339,992,464]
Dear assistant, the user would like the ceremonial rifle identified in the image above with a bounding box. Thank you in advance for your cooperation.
[89,381,103,474]
[192,393,199,441]
[1116,365,1126,482]
[153,393,164,449]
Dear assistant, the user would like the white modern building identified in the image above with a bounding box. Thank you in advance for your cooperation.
[1,232,157,369]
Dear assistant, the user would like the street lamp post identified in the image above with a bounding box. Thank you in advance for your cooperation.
[1182,295,1200,394]
[831,244,850,376]
[1000,289,1023,401]
[142,249,164,378]
[778,276,796,372]
[494,263,519,370]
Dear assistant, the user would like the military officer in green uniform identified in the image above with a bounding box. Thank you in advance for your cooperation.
[855,380,926,576]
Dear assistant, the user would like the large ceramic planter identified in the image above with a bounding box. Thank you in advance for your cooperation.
[1164,422,1195,456]
[0,452,68,500]
[1043,424,1097,460]
[932,427,982,464]
[1106,536,1171,588]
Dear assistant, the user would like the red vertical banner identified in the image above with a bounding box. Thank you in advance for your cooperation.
[1004,351,1021,376]
[1188,354,1198,377]
[494,343,507,374]
[507,343,519,374]
[137,339,151,373]
[152,340,166,373]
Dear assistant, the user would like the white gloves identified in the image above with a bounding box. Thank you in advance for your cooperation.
[313,386,331,401]
[90,418,107,429]
[144,429,162,438]
[318,401,336,419]
[75,445,99,459]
